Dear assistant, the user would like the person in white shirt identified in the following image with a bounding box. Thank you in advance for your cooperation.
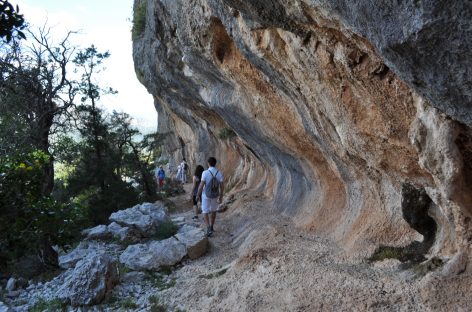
[176,164,182,182]
[180,158,188,183]
[197,157,224,237]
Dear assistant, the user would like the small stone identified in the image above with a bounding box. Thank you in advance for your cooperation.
[0,301,10,312]
[82,225,111,240]
[6,290,22,298]
[171,217,185,223]
[120,272,146,283]
[5,278,16,292]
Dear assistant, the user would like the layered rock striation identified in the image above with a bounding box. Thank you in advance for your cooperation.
[133,0,472,270]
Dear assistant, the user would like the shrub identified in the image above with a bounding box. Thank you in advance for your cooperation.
[368,246,402,262]
[152,220,178,240]
[30,298,65,312]
[146,272,176,290]
[121,297,139,310]
[218,127,236,140]
[149,295,168,312]
[0,151,89,265]
[132,0,147,39]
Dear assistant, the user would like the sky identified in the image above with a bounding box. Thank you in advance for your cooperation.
[14,0,157,133]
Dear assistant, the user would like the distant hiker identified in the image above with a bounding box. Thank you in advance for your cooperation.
[181,158,188,183]
[198,157,224,237]
[155,165,166,190]
[176,164,184,183]
[191,165,205,220]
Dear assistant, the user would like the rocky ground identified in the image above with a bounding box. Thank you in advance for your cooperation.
[2,184,471,311]
[156,185,471,312]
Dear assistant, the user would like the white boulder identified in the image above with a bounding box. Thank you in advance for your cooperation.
[56,253,119,306]
[119,237,186,271]
[175,225,208,259]
[107,222,142,243]
[109,202,169,237]
[81,225,111,240]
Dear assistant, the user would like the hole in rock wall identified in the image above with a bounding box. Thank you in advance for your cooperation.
[211,17,233,64]
[455,126,472,215]
[401,183,437,246]
[369,183,437,265]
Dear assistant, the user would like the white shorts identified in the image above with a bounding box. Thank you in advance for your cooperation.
[201,196,218,214]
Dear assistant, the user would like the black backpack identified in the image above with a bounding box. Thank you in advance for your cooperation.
[184,163,188,170]
[205,170,220,198]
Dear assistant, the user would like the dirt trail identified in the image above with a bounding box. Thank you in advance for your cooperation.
[160,184,465,312]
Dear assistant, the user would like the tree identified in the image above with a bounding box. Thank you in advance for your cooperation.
[0,26,77,195]
[0,0,25,42]
[109,111,158,200]
[73,45,116,190]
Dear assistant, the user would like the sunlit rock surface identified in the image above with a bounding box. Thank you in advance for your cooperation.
[133,0,471,284]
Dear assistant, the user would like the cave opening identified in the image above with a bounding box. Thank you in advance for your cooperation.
[369,183,438,266]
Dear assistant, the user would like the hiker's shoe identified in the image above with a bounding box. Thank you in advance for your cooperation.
[206,227,213,237]
[192,215,198,220]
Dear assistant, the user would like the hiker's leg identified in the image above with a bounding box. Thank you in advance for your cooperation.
[201,197,212,234]
[192,196,198,217]
[210,212,216,227]
[203,213,210,227]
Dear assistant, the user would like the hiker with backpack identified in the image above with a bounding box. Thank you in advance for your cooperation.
[197,157,224,237]
[190,165,205,220]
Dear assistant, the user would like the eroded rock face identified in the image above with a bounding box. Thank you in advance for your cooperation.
[133,0,471,274]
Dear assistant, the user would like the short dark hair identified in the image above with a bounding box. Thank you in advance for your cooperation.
[207,157,217,167]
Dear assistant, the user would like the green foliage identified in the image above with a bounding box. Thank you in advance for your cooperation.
[117,261,131,276]
[149,295,168,312]
[159,179,185,199]
[152,220,178,240]
[0,0,26,42]
[158,265,174,275]
[0,26,166,279]
[413,257,443,277]
[29,298,65,312]
[218,127,236,140]
[162,198,177,213]
[121,297,139,310]
[368,246,403,262]
[0,150,49,209]
[199,267,228,279]
[132,0,147,39]
[0,151,89,264]
[146,272,176,290]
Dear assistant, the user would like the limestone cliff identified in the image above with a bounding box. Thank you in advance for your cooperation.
[133,0,471,272]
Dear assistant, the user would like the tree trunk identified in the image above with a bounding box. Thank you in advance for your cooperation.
[37,237,58,268]
[36,103,55,196]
